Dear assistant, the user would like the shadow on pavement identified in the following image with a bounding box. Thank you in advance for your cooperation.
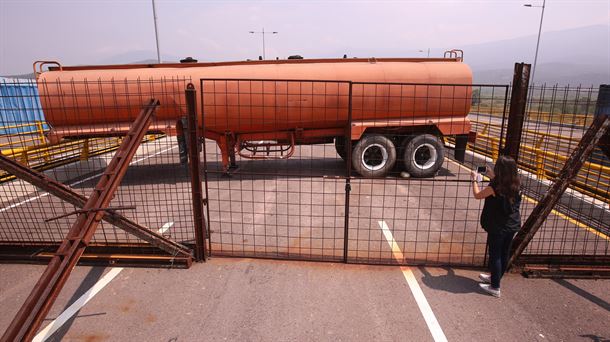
[45,267,108,341]
[553,278,610,313]
[418,267,480,294]
[579,334,610,342]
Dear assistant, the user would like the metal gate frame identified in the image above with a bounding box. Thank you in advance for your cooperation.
[198,78,512,267]
[199,78,353,263]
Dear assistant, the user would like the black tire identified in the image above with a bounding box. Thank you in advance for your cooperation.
[334,136,348,161]
[402,134,444,178]
[352,135,396,177]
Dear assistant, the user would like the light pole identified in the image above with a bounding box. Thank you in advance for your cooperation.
[419,48,430,58]
[152,0,161,63]
[524,0,546,84]
[249,28,278,60]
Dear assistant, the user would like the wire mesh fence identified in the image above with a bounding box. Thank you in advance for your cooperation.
[201,79,351,262]
[345,83,509,266]
[200,79,514,266]
[518,85,609,261]
[0,78,196,261]
[1,75,608,269]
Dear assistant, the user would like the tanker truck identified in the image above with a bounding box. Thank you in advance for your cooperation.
[34,54,472,178]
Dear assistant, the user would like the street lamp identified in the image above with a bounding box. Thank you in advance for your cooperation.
[524,0,546,84]
[418,48,430,58]
[151,0,161,63]
[249,28,278,60]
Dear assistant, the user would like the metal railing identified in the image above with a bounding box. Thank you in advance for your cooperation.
[467,119,609,205]
[0,120,164,182]
[0,121,48,147]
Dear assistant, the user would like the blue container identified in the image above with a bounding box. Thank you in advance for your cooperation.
[0,78,48,135]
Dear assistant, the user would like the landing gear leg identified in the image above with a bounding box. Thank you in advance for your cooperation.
[226,132,238,171]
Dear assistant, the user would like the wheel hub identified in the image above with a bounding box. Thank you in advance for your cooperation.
[412,143,437,170]
[362,144,388,171]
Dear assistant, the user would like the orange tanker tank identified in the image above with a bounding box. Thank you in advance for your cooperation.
[35,55,473,177]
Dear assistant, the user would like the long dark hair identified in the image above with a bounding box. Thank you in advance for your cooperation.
[492,155,520,203]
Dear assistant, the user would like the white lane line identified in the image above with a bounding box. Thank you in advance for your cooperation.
[32,268,124,342]
[0,146,177,213]
[33,221,175,342]
[378,220,448,342]
[158,221,174,234]
[0,193,50,213]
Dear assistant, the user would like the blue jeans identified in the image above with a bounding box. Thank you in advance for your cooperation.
[487,230,516,289]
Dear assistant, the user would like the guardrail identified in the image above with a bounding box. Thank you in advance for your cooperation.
[0,121,48,148]
[467,119,609,205]
[0,121,164,182]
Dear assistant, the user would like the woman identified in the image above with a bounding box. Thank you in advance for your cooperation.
[471,155,522,298]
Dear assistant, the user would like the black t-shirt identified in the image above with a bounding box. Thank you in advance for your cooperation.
[480,181,522,234]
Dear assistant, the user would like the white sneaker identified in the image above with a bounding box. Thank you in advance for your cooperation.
[479,283,501,298]
[479,273,491,284]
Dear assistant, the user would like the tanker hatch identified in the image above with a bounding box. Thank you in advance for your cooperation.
[180,57,198,63]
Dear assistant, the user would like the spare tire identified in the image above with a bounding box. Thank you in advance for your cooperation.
[403,134,444,178]
[352,135,396,177]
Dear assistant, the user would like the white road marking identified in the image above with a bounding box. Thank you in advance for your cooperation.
[378,220,448,342]
[33,221,175,342]
[0,146,177,213]
[0,192,50,213]
[158,221,174,234]
[32,268,124,342]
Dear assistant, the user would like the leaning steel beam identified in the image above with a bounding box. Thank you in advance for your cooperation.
[597,85,610,160]
[185,83,207,261]
[509,110,610,268]
[502,63,531,162]
[2,99,159,342]
[0,154,192,259]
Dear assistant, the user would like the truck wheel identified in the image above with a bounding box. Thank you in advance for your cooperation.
[352,135,396,177]
[403,134,444,177]
[334,137,348,161]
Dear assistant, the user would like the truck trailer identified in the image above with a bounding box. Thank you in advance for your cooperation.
[34,55,472,177]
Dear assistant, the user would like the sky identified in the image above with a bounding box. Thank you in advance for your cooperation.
[1,0,609,75]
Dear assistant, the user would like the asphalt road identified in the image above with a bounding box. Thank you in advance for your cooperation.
[1,259,609,341]
[1,137,606,266]
[1,137,609,341]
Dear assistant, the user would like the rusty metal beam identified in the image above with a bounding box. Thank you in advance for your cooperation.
[185,83,207,261]
[0,153,192,259]
[502,63,531,162]
[597,85,610,160]
[2,99,159,342]
[509,112,610,268]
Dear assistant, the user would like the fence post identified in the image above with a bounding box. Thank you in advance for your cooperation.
[597,85,610,160]
[502,63,531,162]
[491,138,499,161]
[36,121,47,145]
[509,86,610,268]
[343,82,353,263]
[534,136,545,179]
[185,83,207,262]
[80,139,90,161]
